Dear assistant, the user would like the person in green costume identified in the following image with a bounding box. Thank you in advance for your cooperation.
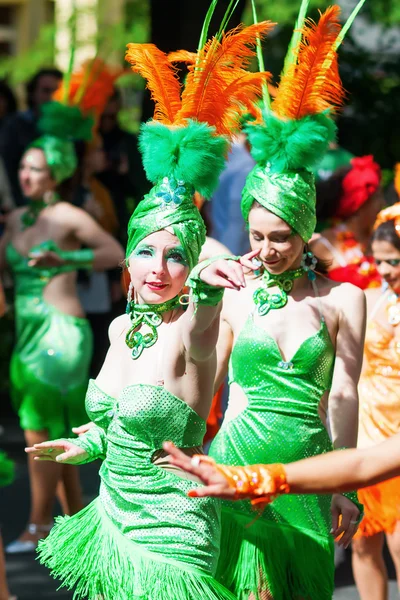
[0,100,124,554]
[203,4,369,599]
[23,20,273,600]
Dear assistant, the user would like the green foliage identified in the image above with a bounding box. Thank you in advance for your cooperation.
[0,23,56,85]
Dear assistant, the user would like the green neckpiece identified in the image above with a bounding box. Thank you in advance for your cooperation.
[125,296,181,360]
[253,267,305,316]
[21,195,58,230]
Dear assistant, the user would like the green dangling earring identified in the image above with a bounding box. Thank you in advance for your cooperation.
[125,282,181,360]
[300,249,318,281]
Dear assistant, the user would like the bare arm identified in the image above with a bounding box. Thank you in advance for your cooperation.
[182,251,258,362]
[328,284,366,449]
[65,204,124,271]
[164,433,400,498]
[214,316,234,392]
[285,435,400,493]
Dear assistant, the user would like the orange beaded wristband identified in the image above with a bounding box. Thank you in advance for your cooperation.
[192,456,289,507]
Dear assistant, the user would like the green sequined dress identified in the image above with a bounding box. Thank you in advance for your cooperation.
[37,380,236,600]
[210,304,336,599]
[6,242,92,439]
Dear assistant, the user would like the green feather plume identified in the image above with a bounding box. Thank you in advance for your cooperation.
[38,101,94,142]
[139,120,229,198]
[245,112,336,173]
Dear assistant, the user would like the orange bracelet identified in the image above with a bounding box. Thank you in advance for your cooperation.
[192,456,289,507]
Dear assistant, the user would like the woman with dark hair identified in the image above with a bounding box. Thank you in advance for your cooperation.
[312,156,384,289]
[349,203,400,600]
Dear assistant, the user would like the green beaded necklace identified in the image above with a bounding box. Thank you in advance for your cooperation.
[21,195,58,230]
[253,267,305,316]
[125,296,181,360]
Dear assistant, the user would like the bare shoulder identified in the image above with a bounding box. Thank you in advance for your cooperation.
[108,313,129,344]
[54,202,84,219]
[327,281,366,318]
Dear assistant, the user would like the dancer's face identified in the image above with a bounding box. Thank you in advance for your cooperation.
[128,229,189,304]
[248,205,304,274]
[372,239,400,293]
[19,148,56,200]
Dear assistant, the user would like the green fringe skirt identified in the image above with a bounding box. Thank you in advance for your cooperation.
[37,498,237,600]
[215,510,335,600]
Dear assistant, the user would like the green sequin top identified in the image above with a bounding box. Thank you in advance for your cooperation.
[210,304,337,599]
[6,242,92,438]
[37,380,236,600]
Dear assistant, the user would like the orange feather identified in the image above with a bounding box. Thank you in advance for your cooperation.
[168,50,197,64]
[174,22,275,136]
[53,59,122,117]
[125,44,182,124]
[273,5,345,120]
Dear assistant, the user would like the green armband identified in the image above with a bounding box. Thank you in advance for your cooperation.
[186,254,239,307]
[58,248,94,270]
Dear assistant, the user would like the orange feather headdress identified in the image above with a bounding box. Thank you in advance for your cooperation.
[124,21,275,199]
[241,0,367,243]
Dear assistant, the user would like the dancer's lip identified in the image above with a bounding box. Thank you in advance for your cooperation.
[146,282,168,290]
[265,259,281,266]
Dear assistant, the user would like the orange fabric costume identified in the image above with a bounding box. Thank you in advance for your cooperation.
[356,292,400,537]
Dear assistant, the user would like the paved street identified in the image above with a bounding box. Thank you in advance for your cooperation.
[1,418,398,600]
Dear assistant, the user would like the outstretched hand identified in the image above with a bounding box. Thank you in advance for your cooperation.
[25,440,88,464]
[199,250,260,291]
[163,442,236,500]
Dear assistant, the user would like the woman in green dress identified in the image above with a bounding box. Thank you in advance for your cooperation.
[0,102,124,553]
[206,5,367,599]
[23,23,272,599]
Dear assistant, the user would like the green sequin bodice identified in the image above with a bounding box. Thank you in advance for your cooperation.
[6,242,92,438]
[210,312,335,537]
[83,380,221,572]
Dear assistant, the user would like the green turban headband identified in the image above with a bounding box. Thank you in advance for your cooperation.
[126,120,228,267]
[29,101,95,184]
[242,166,316,242]
[126,183,206,270]
[242,112,337,242]
[30,136,77,184]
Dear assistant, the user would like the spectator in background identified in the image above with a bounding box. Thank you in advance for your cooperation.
[0,80,17,130]
[97,91,148,244]
[0,68,62,206]
[311,155,384,289]
[207,132,254,256]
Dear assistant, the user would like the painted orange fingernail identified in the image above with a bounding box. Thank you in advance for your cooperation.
[188,490,198,497]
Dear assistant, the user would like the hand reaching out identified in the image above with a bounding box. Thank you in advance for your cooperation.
[163,442,236,500]
[199,250,261,291]
[72,422,95,436]
[25,440,88,464]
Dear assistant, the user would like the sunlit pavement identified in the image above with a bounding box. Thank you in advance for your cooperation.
[1,419,397,600]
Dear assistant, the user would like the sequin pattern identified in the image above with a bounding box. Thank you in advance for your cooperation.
[210,313,335,538]
[6,242,92,438]
[77,380,221,573]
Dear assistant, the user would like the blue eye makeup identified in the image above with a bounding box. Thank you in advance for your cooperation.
[165,246,189,266]
[132,245,154,259]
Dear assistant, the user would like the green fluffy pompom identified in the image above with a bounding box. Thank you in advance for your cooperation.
[245,112,337,173]
[38,101,94,142]
[139,120,229,199]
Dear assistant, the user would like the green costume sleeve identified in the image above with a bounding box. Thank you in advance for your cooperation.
[342,491,364,520]
[64,426,107,464]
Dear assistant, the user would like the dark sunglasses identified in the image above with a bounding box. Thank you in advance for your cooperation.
[375,258,400,267]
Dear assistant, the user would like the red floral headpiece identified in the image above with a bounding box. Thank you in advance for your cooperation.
[336,155,381,219]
